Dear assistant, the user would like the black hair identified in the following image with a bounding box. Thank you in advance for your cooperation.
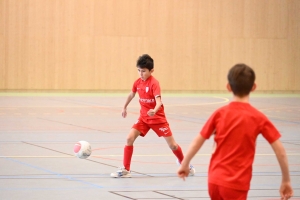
[136,54,154,71]
[227,64,256,97]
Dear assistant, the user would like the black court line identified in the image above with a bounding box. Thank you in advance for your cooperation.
[0,174,132,179]
[48,98,105,106]
[48,97,219,124]
[109,191,136,200]
[109,190,205,200]
[282,141,300,146]
[48,97,123,111]
[163,114,206,124]
[64,97,240,126]
[268,117,300,125]
[37,117,111,133]
[21,141,153,177]
[153,191,185,200]
[109,189,300,199]
[22,141,117,168]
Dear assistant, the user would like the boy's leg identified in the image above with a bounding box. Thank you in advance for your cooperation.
[148,122,183,161]
[164,135,196,176]
[111,119,151,178]
[164,136,184,163]
[150,123,195,174]
[111,128,141,178]
[124,119,150,171]
[124,128,140,170]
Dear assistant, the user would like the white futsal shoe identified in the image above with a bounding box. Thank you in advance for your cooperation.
[110,167,131,178]
[176,159,196,176]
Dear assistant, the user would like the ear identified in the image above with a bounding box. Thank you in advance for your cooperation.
[150,69,154,73]
[251,83,256,92]
[226,83,232,92]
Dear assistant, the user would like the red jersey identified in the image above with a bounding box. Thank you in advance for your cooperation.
[200,102,281,191]
[132,76,167,124]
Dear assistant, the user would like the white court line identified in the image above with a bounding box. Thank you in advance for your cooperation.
[0,156,74,158]
[91,154,211,157]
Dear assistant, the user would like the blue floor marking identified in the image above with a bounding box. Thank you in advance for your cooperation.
[2,157,103,189]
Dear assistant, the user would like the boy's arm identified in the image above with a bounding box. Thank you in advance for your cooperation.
[147,96,162,116]
[122,92,136,118]
[178,134,206,180]
[271,139,293,199]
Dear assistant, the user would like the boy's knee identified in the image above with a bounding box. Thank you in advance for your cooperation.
[126,129,140,145]
[126,136,134,146]
[169,143,178,150]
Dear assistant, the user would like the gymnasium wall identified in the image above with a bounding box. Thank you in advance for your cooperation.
[0,0,299,92]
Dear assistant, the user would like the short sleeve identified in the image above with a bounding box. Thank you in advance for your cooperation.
[152,81,161,97]
[261,118,281,144]
[200,110,219,139]
[132,81,137,93]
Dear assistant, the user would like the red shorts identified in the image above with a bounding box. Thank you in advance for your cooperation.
[208,183,248,200]
[132,119,172,137]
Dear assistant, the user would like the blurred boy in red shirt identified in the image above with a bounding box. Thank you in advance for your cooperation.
[178,64,293,200]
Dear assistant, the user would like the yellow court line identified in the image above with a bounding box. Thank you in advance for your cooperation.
[1,153,299,158]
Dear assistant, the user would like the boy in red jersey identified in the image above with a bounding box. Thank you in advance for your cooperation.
[111,54,195,178]
[177,64,293,200]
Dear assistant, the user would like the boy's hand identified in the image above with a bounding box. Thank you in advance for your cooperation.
[147,109,155,116]
[177,165,190,181]
[280,181,293,199]
[122,108,127,118]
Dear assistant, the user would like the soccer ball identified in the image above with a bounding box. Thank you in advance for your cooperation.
[74,141,92,159]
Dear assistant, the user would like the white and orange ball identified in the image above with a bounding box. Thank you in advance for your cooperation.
[74,141,91,159]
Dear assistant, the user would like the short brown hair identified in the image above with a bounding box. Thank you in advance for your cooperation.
[136,54,154,71]
[227,64,256,97]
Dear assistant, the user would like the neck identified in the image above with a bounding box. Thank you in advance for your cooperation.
[232,94,250,103]
[141,75,151,81]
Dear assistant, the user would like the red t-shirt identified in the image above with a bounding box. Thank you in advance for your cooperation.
[132,76,167,124]
[200,102,281,191]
